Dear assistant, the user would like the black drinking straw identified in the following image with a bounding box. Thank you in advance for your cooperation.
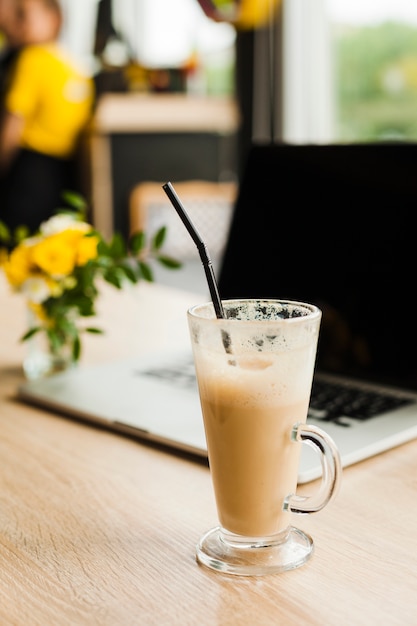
[162,182,233,355]
[162,182,225,319]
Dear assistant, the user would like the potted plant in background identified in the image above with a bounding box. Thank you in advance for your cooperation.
[0,192,181,380]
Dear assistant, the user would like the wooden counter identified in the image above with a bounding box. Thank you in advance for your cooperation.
[1,276,417,625]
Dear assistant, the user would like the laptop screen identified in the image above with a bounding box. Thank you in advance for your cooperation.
[218,142,417,391]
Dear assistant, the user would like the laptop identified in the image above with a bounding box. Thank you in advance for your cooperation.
[18,142,417,483]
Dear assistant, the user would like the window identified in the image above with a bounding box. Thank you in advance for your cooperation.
[328,0,417,141]
[282,0,417,143]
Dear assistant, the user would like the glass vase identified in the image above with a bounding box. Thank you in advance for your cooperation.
[23,309,76,380]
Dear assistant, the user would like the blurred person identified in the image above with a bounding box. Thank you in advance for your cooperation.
[0,0,21,104]
[0,0,94,236]
[0,0,17,48]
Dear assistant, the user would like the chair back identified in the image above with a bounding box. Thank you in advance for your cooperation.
[129,180,237,261]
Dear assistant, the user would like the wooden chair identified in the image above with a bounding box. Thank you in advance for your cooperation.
[129,180,237,261]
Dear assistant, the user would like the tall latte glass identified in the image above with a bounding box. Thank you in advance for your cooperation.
[188,299,342,576]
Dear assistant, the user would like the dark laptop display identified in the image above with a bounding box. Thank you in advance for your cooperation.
[219,142,417,393]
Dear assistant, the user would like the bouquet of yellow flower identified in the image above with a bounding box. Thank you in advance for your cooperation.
[0,193,180,370]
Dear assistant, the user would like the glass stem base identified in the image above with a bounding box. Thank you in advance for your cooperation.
[196,525,314,576]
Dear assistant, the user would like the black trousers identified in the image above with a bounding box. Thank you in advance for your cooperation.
[0,148,78,235]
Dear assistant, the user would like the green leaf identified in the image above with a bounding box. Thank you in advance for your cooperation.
[21,327,42,342]
[152,226,167,250]
[85,229,101,239]
[15,225,30,243]
[57,292,96,317]
[156,255,182,269]
[139,261,154,282]
[85,327,104,334]
[72,335,81,361]
[56,313,77,333]
[109,232,126,258]
[103,267,124,289]
[47,328,62,353]
[0,221,11,243]
[97,239,111,256]
[72,271,97,299]
[129,231,146,255]
[61,190,88,212]
[117,261,139,284]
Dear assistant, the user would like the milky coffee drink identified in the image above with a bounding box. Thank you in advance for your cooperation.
[188,300,321,537]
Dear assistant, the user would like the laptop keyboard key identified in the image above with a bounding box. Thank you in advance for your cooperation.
[308,380,413,424]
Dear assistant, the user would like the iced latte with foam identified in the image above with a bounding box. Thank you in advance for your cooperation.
[188,299,341,575]
[190,301,320,537]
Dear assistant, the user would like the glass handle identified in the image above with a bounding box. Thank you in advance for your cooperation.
[284,423,342,515]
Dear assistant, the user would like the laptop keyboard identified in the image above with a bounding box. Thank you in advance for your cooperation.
[141,359,197,389]
[308,379,413,426]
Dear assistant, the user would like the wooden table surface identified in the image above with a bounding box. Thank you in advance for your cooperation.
[1,277,416,626]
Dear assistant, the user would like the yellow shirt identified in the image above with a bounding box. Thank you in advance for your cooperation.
[5,43,94,158]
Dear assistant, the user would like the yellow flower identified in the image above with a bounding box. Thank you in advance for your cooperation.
[3,242,34,287]
[31,233,77,277]
[58,228,90,247]
[76,234,99,266]
[28,301,49,323]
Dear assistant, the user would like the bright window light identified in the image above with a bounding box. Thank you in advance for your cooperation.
[113,0,235,68]
[327,0,417,26]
